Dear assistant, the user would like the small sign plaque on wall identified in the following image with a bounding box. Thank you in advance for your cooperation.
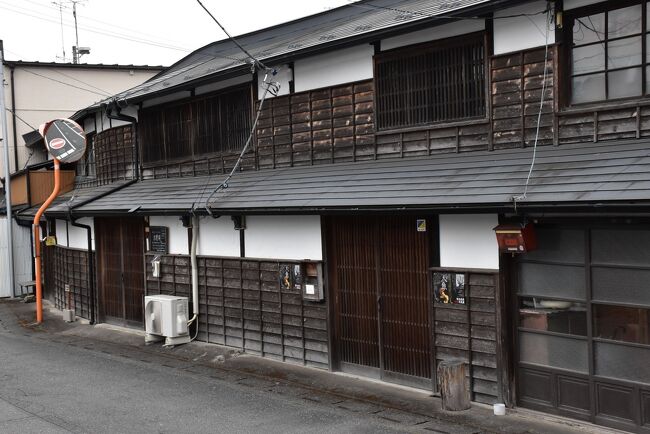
[149,226,168,254]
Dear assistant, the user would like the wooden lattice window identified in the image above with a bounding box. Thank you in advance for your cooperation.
[375,33,486,130]
[567,0,650,104]
[139,84,252,164]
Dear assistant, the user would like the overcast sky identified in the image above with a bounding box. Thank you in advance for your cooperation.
[0,0,351,66]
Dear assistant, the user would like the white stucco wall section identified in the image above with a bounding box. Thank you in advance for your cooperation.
[149,216,189,255]
[197,217,240,257]
[67,218,95,250]
[245,216,322,261]
[439,214,499,270]
[381,20,485,51]
[56,219,68,247]
[493,1,555,55]
[293,45,374,93]
[564,0,601,10]
[257,65,292,99]
[0,218,32,297]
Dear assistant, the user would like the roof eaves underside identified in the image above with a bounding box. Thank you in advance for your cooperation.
[69,139,650,216]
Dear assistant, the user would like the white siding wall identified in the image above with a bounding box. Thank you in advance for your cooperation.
[197,217,240,257]
[148,216,189,255]
[564,0,602,9]
[245,216,322,261]
[56,219,68,246]
[293,45,374,92]
[493,1,555,55]
[439,214,499,270]
[0,218,32,297]
[67,218,95,250]
[381,20,485,51]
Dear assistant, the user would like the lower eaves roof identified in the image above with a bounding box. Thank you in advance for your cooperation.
[68,139,650,216]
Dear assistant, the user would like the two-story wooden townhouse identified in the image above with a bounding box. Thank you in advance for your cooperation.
[39,0,650,431]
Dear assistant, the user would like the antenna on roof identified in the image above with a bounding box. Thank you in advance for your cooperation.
[68,0,90,63]
[52,1,68,61]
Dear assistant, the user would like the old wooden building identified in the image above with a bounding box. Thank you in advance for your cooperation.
[36,0,650,431]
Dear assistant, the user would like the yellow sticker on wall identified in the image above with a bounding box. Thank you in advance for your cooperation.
[45,236,57,246]
[416,219,426,232]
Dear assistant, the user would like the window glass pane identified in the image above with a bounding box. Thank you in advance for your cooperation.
[608,67,642,99]
[595,341,650,384]
[572,73,606,103]
[608,36,642,68]
[520,297,587,336]
[573,13,605,46]
[608,5,642,38]
[592,229,650,266]
[647,34,650,63]
[594,305,650,345]
[522,228,585,263]
[573,44,605,74]
[592,267,650,307]
[519,331,588,373]
[518,262,585,300]
[647,65,650,95]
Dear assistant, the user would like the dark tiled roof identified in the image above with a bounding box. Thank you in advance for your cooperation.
[68,140,650,216]
[91,0,496,106]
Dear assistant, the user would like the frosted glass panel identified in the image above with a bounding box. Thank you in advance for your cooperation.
[520,332,588,373]
[608,68,642,99]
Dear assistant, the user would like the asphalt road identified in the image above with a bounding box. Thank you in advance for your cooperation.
[0,319,416,434]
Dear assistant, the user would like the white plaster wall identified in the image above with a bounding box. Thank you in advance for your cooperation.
[245,216,322,261]
[493,1,555,55]
[257,65,292,99]
[55,219,68,247]
[197,217,240,257]
[149,216,189,255]
[294,45,374,93]
[67,218,95,251]
[439,214,499,270]
[381,20,485,51]
[564,0,602,10]
[0,218,32,297]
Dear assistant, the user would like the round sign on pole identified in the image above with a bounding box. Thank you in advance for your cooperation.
[42,118,86,163]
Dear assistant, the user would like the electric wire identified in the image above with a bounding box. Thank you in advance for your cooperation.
[200,71,278,214]
[48,68,113,96]
[512,3,552,207]
[195,0,270,71]
[20,68,112,97]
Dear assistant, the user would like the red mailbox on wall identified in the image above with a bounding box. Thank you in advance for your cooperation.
[494,223,537,253]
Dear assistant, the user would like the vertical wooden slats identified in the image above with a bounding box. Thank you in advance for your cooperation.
[94,125,135,185]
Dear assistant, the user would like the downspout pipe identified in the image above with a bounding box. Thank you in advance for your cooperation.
[187,215,199,340]
[105,101,140,180]
[67,213,95,324]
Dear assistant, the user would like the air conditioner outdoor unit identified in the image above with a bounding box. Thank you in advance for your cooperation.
[144,295,190,346]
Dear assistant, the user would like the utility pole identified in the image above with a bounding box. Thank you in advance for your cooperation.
[72,1,79,63]
[0,40,15,298]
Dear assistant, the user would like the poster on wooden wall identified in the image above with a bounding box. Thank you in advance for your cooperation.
[433,272,466,305]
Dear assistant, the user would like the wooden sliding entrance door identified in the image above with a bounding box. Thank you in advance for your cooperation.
[95,217,145,325]
[327,215,433,389]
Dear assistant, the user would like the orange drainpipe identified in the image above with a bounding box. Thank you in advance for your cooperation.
[33,159,60,324]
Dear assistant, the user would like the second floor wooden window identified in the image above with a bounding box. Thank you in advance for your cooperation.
[139,85,252,164]
[568,1,649,104]
[374,33,486,130]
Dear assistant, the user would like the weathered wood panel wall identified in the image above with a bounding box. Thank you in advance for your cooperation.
[257,81,375,166]
[491,48,555,150]
[433,272,499,404]
[43,245,96,321]
[145,254,329,369]
[94,125,135,185]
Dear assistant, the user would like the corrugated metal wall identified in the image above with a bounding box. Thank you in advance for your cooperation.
[0,217,32,298]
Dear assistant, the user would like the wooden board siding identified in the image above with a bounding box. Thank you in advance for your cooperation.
[491,48,555,150]
[94,125,135,185]
[433,272,499,404]
[145,254,329,369]
[43,245,96,321]
[257,81,376,167]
